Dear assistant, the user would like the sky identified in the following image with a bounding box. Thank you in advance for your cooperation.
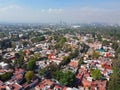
[0,0,120,24]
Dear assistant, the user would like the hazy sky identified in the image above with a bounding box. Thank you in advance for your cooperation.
[0,0,120,24]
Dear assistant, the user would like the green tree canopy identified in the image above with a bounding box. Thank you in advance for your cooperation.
[27,56,37,70]
[108,58,120,90]
[115,47,120,58]
[25,71,34,83]
[112,42,119,50]
[60,56,70,65]
[78,57,83,66]
[91,69,101,80]
[14,53,24,68]
[0,72,13,82]
[92,51,100,59]
[102,40,110,46]
[97,34,102,41]
[54,71,75,87]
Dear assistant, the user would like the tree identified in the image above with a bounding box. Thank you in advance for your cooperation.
[39,62,60,79]
[27,59,36,71]
[31,36,45,43]
[108,68,120,90]
[70,48,79,59]
[0,72,13,82]
[46,62,60,78]
[92,51,100,59]
[54,71,75,87]
[97,34,102,41]
[108,58,120,90]
[22,41,28,47]
[55,37,66,49]
[0,39,12,49]
[38,68,47,77]
[115,47,120,58]
[80,43,89,53]
[91,69,101,80]
[27,56,37,70]
[87,38,93,43]
[60,56,70,65]
[18,50,24,56]
[15,53,20,58]
[25,71,34,83]
[112,42,118,51]
[78,57,83,66]
[102,40,110,46]
[14,54,24,68]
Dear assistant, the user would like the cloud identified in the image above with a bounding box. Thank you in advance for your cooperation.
[41,9,45,12]
[40,8,63,13]
[0,5,120,24]
[48,8,63,13]
[0,5,23,12]
[61,7,120,24]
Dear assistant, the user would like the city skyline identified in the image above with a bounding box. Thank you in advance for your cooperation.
[0,0,120,24]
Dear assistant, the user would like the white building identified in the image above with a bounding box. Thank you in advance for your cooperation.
[0,62,9,69]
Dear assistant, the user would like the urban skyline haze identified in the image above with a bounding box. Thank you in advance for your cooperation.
[0,0,120,24]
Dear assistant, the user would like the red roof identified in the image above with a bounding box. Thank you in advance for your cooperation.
[0,86,6,89]
[15,74,23,80]
[54,85,62,89]
[102,64,111,69]
[35,79,54,89]
[68,61,78,68]
[76,72,84,80]
[48,54,53,60]
[91,80,107,90]
[82,79,92,87]
[63,87,67,90]
[12,84,22,90]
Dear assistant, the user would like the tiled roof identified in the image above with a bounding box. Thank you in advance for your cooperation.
[68,61,78,68]
[35,79,54,89]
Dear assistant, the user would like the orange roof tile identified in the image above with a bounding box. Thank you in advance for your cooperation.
[68,61,78,68]
[35,79,54,89]
[82,79,92,87]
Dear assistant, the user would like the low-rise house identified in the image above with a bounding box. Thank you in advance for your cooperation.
[24,79,39,89]
[0,62,9,69]
[0,82,22,90]
[82,79,92,88]
[53,85,63,90]
[91,80,107,90]
[48,54,62,65]
[35,79,54,90]
[12,68,25,84]
[0,85,6,90]
[6,83,23,90]
[3,52,15,61]
[36,60,48,69]
[68,60,79,73]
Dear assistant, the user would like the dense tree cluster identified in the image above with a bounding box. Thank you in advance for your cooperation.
[38,62,75,86]
[55,37,67,49]
[0,72,13,82]
[54,70,75,87]
[31,36,45,43]
[92,51,100,59]
[60,48,79,65]
[0,39,12,49]
[108,58,120,90]
[90,69,101,80]
[25,71,34,83]
[39,62,60,79]
[14,52,24,68]
[112,42,119,51]
[80,43,89,53]
[27,56,37,71]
